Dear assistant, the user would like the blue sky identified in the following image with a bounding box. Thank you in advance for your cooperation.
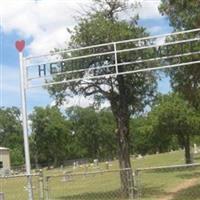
[0,0,172,113]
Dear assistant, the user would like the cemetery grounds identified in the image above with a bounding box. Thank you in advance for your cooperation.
[0,150,200,200]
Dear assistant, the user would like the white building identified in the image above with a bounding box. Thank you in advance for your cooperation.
[0,147,11,170]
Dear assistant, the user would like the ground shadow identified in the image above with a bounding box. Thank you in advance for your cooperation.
[52,186,166,200]
[54,190,126,200]
[171,183,200,200]
[139,184,168,199]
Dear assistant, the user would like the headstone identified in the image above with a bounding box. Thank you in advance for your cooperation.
[73,162,76,170]
[194,143,198,154]
[105,161,109,170]
[62,171,72,182]
[137,154,143,159]
[76,161,79,168]
[90,163,94,167]
[93,159,99,167]
[84,164,88,173]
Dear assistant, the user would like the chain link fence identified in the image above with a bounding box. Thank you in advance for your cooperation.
[45,168,135,200]
[0,174,41,200]
[1,164,200,200]
[136,163,200,200]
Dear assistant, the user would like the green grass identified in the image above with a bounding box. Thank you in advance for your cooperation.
[1,150,200,200]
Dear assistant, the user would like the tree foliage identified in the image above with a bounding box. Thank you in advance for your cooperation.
[147,93,200,163]
[29,106,116,167]
[130,115,179,156]
[67,107,116,160]
[30,106,70,167]
[0,107,24,166]
[159,0,200,110]
[159,0,200,30]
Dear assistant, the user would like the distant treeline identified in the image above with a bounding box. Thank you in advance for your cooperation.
[1,93,200,168]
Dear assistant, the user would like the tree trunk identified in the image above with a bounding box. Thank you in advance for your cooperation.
[116,112,134,198]
[54,156,58,167]
[110,75,135,198]
[184,133,193,164]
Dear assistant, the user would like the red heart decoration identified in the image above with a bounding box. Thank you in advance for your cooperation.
[15,40,25,52]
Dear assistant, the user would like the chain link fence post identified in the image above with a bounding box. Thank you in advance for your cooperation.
[134,170,140,200]
[127,168,134,200]
[39,170,44,200]
[44,176,50,200]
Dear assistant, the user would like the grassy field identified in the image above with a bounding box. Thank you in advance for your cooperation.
[1,150,200,200]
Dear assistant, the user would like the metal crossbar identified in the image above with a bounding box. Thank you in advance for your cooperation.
[25,28,200,60]
[28,60,200,89]
[25,37,200,68]
[28,50,200,82]
[25,28,200,89]
[136,163,200,172]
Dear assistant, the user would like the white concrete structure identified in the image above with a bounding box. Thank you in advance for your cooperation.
[0,147,11,170]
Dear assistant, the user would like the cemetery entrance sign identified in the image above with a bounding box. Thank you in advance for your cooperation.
[16,28,200,200]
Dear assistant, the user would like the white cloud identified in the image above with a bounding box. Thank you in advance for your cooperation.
[134,0,162,19]
[60,96,110,109]
[0,0,91,56]
[0,0,163,56]
[0,0,166,110]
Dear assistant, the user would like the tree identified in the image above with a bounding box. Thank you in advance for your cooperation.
[66,106,116,160]
[159,0,200,110]
[130,115,179,156]
[98,108,117,159]
[159,0,200,30]
[148,93,200,164]
[30,106,70,167]
[0,107,24,166]
[48,0,157,196]
[67,106,102,159]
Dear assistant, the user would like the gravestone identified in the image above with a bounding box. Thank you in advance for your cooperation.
[93,159,99,167]
[194,143,198,154]
[105,161,109,170]
[73,162,76,170]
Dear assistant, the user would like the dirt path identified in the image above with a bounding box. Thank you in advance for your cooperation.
[158,178,199,200]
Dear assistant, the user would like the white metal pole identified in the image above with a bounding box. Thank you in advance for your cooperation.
[19,51,34,200]
[114,43,118,75]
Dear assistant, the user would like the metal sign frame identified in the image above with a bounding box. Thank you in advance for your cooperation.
[25,28,200,89]
[16,28,200,200]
